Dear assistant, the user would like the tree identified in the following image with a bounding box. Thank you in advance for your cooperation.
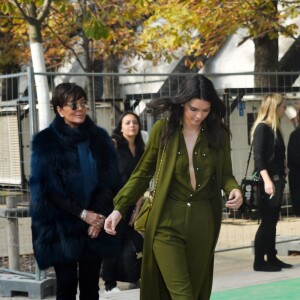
[0,2,69,72]
[2,0,300,102]
[53,0,156,109]
[1,0,157,121]
[136,0,300,86]
[0,13,25,73]
[1,0,54,130]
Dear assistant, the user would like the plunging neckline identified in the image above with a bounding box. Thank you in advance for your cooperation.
[183,128,201,191]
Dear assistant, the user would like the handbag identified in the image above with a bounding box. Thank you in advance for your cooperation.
[241,174,261,210]
[134,144,166,232]
[115,227,144,282]
[240,144,263,215]
[134,193,153,232]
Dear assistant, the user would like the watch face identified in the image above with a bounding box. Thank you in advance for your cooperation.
[245,184,252,192]
[245,191,251,199]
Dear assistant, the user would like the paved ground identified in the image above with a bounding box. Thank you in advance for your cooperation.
[213,248,300,291]
[1,247,300,299]
[1,217,300,299]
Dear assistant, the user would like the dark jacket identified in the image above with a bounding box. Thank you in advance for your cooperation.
[287,126,300,210]
[114,136,144,223]
[115,137,144,186]
[253,123,285,177]
[30,115,121,270]
[288,127,300,174]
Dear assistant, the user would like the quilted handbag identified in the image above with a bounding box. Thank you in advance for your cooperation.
[134,144,166,232]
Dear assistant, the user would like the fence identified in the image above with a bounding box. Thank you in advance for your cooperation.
[1,69,300,297]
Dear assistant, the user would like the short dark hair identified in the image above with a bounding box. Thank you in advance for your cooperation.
[51,83,87,115]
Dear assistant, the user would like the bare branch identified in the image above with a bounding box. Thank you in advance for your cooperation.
[244,0,297,39]
[10,0,31,21]
[45,23,87,72]
[36,0,52,23]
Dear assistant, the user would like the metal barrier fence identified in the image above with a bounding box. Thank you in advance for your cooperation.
[1,69,300,297]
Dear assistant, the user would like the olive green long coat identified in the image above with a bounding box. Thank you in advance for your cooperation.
[114,119,240,300]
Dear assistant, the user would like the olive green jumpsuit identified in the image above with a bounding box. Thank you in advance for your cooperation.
[153,128,216,300]
[114,119,239,300]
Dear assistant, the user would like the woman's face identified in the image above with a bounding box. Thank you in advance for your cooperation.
[276,100,286,119]
[57,97,88,128]
[121,114,140,140]
[183,98,211,127]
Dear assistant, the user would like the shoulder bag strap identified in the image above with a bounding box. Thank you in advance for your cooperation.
[151,144,167,201]
[244,143,253,178]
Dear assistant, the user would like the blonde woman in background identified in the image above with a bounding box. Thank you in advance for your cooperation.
[251,93,292,272]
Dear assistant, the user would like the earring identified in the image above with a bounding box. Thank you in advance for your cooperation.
[60,114,64,118]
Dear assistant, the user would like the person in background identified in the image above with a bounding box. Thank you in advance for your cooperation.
[287,109,300,216]
[30,83,120,300]
[102,111,145,294]
[104,75,242,300]
[251,93,292,272]
[285,105,298,128]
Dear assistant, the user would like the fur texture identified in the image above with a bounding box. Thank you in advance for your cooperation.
[30,115,121,269]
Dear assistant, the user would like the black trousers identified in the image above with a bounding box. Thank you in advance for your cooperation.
[102,220,126,290]
[289,172,300,215]
[54,258,102,300]
[254,178,285,263]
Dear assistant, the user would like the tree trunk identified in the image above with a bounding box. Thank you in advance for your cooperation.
[81,34,97,122]
[87,76,95,121]
[253,0,278,88]
[27,3,51,130]
[102,56,121,100]
[254,35,278,88]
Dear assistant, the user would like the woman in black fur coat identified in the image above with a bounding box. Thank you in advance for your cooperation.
[30,83,121,300]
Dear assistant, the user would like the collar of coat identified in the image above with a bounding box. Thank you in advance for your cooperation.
[50,114,96,145]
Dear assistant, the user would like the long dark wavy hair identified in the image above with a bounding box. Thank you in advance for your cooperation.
[112,111,145,153]
[147,75,230,150]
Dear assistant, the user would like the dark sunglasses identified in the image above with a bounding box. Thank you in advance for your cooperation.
[65,100,89,110]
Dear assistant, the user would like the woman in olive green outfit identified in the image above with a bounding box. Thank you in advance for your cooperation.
[105,75,243,300]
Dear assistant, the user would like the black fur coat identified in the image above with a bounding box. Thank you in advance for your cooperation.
[30,115,121,270]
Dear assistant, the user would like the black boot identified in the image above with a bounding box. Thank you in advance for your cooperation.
[253,261,281,272]
[267,257,293,269]
[254,222,278,271]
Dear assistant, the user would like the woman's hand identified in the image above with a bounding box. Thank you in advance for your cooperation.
[264,179,275,196]
[260,169,275,196]
[104,210,122,235]
[225,188,243,209]
[83,210,105,229]
[88,225,101,238]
